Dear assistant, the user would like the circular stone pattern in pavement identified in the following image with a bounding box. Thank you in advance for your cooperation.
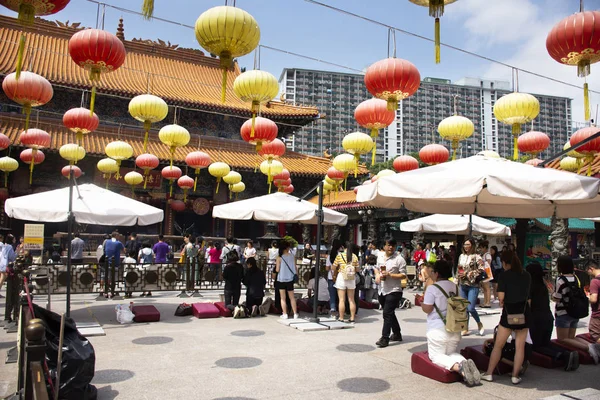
[132,336,174,345]
[337,377,390,394]
[215,357,263,369]
[230,330,265,337]
[93,369,135,384]
[336,344,376,353]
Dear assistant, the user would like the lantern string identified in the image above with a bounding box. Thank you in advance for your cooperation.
[101,4,106,30]
[386,28,397,58]
[580,0,584,12]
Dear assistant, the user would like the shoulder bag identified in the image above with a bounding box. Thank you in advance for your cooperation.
[281,257,298,284]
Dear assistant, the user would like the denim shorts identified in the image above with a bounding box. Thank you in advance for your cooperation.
[555,313,579,329]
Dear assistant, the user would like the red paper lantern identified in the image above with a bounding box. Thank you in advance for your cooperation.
[517,131,550,156]
[547,10,600,121]
[177,175,195,202]
[327,167,346,182]
[185,151,211,191]
[283,184,294,194]
[364,58,421,111]
[162,165,182,196]
[20,148,44,184]
[63,107,99,143]
[0,133,10,151]
[258,138,286,161]
[274,178,292,190]
[135,153,160,189]
[61,165,82,178]
[68,29,126,114]
[170,199,186,212]
[355,99,396,137]
[419,144,449,165]
[273,169,290,185]
[240,117,278,151]
[2,71,53,130]
[570,126,600,176]
[19,128,50,149]
[393,155,419,172]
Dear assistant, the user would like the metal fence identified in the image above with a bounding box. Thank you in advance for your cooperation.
[28,256,323,296]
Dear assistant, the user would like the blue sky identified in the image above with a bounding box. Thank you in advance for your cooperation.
[2,0,600,123]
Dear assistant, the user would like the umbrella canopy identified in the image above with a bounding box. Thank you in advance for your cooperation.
[212,192,348,226]
[357,154,600,218]
[5,184,163,226]
[400,214,511,236]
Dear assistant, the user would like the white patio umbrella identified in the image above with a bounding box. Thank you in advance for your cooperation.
[212,192,348,226]
[5,183,163,226]
[400,214,511,236]
[357,154,600,218]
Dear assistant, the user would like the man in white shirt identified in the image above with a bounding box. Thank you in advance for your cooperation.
[375,238,407,348]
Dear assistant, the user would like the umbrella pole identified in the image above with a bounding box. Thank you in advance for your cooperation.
[66,169,74,317]
[468,214,473,237]
[310,180,324,323]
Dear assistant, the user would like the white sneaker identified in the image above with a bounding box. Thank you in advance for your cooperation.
[280,314,288,320]
[293,313,299,319]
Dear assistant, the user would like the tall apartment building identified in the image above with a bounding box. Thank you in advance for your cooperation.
[280,68,572,162]
[387,77,572,160]
[279,68,385,161]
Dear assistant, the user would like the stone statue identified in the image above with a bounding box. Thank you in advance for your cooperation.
[331,225,341,242]
[367,217,377,243]
[411,232,425,250]
[302,225,311,245]
[549,215,569,275]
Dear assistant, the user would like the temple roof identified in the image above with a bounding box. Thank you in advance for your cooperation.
[0,113,365,177]
[308,189,371,210]
[0,15,319,120]
[546,155,600,177]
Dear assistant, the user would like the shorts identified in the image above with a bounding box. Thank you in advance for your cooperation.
[589,317,600,342]
[555,313,579,329]
[334,273,356,290]
[276,281,295,291]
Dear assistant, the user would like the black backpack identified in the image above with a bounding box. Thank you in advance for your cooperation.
[559,275,589,319]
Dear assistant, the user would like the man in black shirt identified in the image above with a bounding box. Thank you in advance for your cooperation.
[125,233,141,258]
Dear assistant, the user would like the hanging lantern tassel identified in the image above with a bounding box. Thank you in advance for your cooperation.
[434,18,441,64]
[586,156,594,177]
[251,101,259,138]
[370,128,378,167]
[451,140,458,161]
[142,0,154,19]
[23,104,31,131]
[584,83,590,121]
[577,159,582,175]
[371,145,376,168]
[193,168,199,191]
[183,189,188,202]
[15,34,26,80]
[215,177,221,194]
[219,53,232,103]
[76,131,83,145]
[4,172,8,188]
[131,186,135,198]
[88,68,101,115]
[28,149,36,185]
[170,146,176,167]
[18,3,36,24]
[105,176,110,189]
[512,124,521,161]
[143,170,149,189]
[114,161,122,180]
[169,181,174,196]
[143,121,152,153]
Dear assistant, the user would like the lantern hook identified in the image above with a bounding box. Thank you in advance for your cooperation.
[387,28,397,58]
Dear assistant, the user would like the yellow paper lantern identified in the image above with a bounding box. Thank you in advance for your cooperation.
[560,157,580,172]
[493,92,540,160]
[233,70,279,138]
[59,143,86,165]
[97,157,119,188]
[229,181,245,200]
[124,171,143,198]
[438,115,474,160]
[564,141,585,174]
[129,94,169,152]
[158,124,190,167]
[105,141,133,179]
[342,132,374,174]
[223,171,242,192]
[377,169,396,178]
[322,180,334,192]
[260,159,283,193]
[0,156,18,187]
[333,153,357,191]
[195,6,261,103]
[208,162,231,194]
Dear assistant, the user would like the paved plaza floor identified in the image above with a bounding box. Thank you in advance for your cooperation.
[0,289,598,399]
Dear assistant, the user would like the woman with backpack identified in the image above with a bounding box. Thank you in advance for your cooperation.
[421,260,480,386]
[332,241,359,323]
[553,255,600,363]
[482,251,531,385]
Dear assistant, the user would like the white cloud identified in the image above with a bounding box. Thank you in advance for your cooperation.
[450,0,598,126]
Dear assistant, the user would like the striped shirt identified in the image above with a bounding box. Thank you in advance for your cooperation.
[553,275,577,317]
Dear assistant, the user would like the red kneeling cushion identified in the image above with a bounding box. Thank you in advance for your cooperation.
[214,302,232,318]
[530,351,563,369]
[192,303,220,319]
[460,346,512,375]
[576,333,594,343]
[359,299,376,309]
[131,305,160,323]
[411,351,461,383]
[296,298,312,313]
[551,340,594,364]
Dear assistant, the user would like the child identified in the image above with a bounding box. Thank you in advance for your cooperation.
[307,267,330,315]
[361,255,379,303]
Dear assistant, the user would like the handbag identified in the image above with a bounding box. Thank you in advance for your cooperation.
[506,281,530,325]
[281,258,298,284]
